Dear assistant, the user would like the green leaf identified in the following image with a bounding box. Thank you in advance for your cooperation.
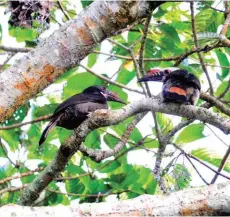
[33,104,58,118]
[159,24,181,45]
[63,72,103,98]
[104,133,119,148]
[173,164,191,190]
[156,113,173,134]
[84,130,101,149]
[175,123,205,145]
[116,68,136,85]
[0,129,19,151]
[215,81,230,100]
[215,50,229,79]
[81,0,93,8]
[9,27,38,42]
[87,53,98,68]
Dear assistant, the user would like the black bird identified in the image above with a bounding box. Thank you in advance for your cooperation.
[138,68,201,105]
[39,86,125,145]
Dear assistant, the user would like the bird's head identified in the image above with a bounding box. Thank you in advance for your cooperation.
[138,67,179,83]
[83,86,126,104]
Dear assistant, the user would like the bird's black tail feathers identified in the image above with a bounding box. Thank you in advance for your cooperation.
[39,116,60,146]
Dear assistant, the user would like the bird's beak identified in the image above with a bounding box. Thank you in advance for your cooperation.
[106,90,126,104]
[138,68,165,82]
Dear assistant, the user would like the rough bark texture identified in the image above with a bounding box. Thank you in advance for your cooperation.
[3,182,230,216]
[18,97,230,206]
[0,0,162,123]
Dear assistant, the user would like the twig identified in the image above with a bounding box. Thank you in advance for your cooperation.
[200,92,230,116]
[0,137,19,168]
[0,184,28,195]
[219,9,230,47]
[0,114,52,130]
[79,63,143,94]
[57,1,71,21]
[0,53,14,72]
[46,188,129,198]
[79,112,146,162]
[211,145,230,184]
[205,124,229,147]
[0,167,44,185]
[184,154,209,185]
[190,2,214,95]
[0,45,31,53]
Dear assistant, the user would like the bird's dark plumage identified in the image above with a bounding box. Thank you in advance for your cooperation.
[138,68,201,105]
[39,86,125,146]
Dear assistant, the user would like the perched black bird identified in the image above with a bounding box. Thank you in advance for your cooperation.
[138,68,201,105]
[39,86,125,145]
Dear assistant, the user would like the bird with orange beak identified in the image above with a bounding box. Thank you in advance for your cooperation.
[138,68,201,105]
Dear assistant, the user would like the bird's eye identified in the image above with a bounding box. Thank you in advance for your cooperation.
[165,69,170,74]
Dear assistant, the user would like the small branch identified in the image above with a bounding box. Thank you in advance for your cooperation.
[0,167,44,185]
[0,53,14,72]
[57,1,71,21]
[79,63,143,95]
[219,10,230,47]
[184,154,209,185]
[200,92,230,116]
[0,45,31,53]
[79,113,146,162]
[0,137,19,168]
[190,2,214,95]
[0,184,28,195]
[47,188,130,198]
[211,146,230,184]
[0,115,52,130]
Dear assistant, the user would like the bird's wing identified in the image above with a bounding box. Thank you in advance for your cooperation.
[53,93,95,115]
[165,70,201,90]
[74,102,108,113]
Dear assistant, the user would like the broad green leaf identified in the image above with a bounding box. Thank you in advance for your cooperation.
[84,130,101,149]
[116,68,136,85]
[175,123,205,145]
[33,104,58,118]
[215,81,230,101]
[103,133,119,148]
[63,72,103,98]
[215,50,229,79]
[9,27,38,42]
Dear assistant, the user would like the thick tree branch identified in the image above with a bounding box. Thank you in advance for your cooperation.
[4,182,230,215]
[0,0,160,123]
[18,98,230,205]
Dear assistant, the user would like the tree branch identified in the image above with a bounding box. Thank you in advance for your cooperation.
[18,98,230,205]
